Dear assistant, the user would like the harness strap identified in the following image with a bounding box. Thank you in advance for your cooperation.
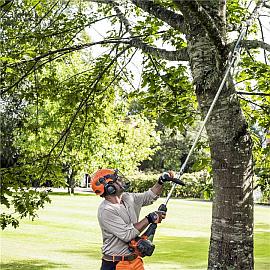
[103,254,138,262]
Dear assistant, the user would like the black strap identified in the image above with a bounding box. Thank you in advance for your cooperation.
[103,173,118,181]
[102,253,138,262]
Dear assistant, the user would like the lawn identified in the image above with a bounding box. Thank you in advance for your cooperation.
[1,193,269,270]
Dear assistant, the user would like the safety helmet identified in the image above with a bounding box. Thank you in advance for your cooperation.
[91,169,119,196]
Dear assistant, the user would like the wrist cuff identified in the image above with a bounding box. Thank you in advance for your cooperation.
[158,178,164,185]
[145,215,152,224]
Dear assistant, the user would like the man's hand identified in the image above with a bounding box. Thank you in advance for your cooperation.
[158,171,175,185]
[146,211,166,224]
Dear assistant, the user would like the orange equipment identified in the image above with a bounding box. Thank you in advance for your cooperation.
[91,168,118,196]
[116,257,144,270]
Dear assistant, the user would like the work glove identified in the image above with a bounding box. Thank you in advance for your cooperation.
[158,171,175,185]
[146,211,166,224]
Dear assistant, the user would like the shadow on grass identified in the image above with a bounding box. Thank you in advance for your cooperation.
[0,259,69,270]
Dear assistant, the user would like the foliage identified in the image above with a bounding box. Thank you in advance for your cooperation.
[255,145,270,202]
[138,124,211,174]
[1,52,160,227]
[1,0,91,95]
[0,189,51,229]
[0,2,160,229]
[128,57,197,131]
[0,95,26,168]
[235,54,270,201]
[127,56,204,173]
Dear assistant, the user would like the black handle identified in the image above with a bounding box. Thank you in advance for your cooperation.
[158,203,167,212]
[142,223,157,238]
[170,177,185,186]
[162,172,185,186]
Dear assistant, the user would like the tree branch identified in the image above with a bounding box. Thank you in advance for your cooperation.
[6,40,122,68]
[6,38,188,70]
[131,0,186,33]
[238,39,270,53]
[239,96,270,112]
[263,3,270,9]
[237,91,270,96]
[257,17,268,64]
[6,15,116,40]
[175,0,225,50]
[87,0,186,32]
[108,1,189,61]
[129,39,188,61]
[110,1,132,34]
[83,0,189,61]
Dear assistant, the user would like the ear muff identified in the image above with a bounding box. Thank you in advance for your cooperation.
[99,177,116,195]
[105,183,116,195]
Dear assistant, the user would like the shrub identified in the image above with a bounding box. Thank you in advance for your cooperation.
[128,171,213,200]
[255,175,270,203]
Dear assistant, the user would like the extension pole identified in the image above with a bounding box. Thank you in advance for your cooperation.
[163,0,266,207]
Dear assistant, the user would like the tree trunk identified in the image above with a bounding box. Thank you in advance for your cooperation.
[184,12,254,269]
[67,168,76,195]
[200,77,254,269]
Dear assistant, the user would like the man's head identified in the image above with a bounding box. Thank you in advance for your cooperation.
[91,168,129,197]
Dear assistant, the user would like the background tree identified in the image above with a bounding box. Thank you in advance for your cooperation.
[0,1,159,228]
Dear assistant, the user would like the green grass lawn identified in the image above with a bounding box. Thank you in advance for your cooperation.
[1,193,269,270]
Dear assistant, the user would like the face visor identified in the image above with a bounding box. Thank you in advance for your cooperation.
[113,169,130,192]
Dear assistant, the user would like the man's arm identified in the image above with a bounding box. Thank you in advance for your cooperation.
[133,172,175,206]
[100,209,141,242]
[151,182,163,196]
[134,211,165,232]
[133,217,149,233]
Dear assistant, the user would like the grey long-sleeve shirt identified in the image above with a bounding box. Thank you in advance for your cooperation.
[98,189,158,256]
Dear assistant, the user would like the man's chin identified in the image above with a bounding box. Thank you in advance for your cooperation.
[116,189,124,196]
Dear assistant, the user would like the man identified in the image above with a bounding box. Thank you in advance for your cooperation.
[91,168,174,270]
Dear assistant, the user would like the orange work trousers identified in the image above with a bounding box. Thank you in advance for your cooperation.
[116,257,144,270]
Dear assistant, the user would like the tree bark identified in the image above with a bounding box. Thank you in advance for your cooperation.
[177,2,254,269]
[67,168,76,195]
[198,70,254,269]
